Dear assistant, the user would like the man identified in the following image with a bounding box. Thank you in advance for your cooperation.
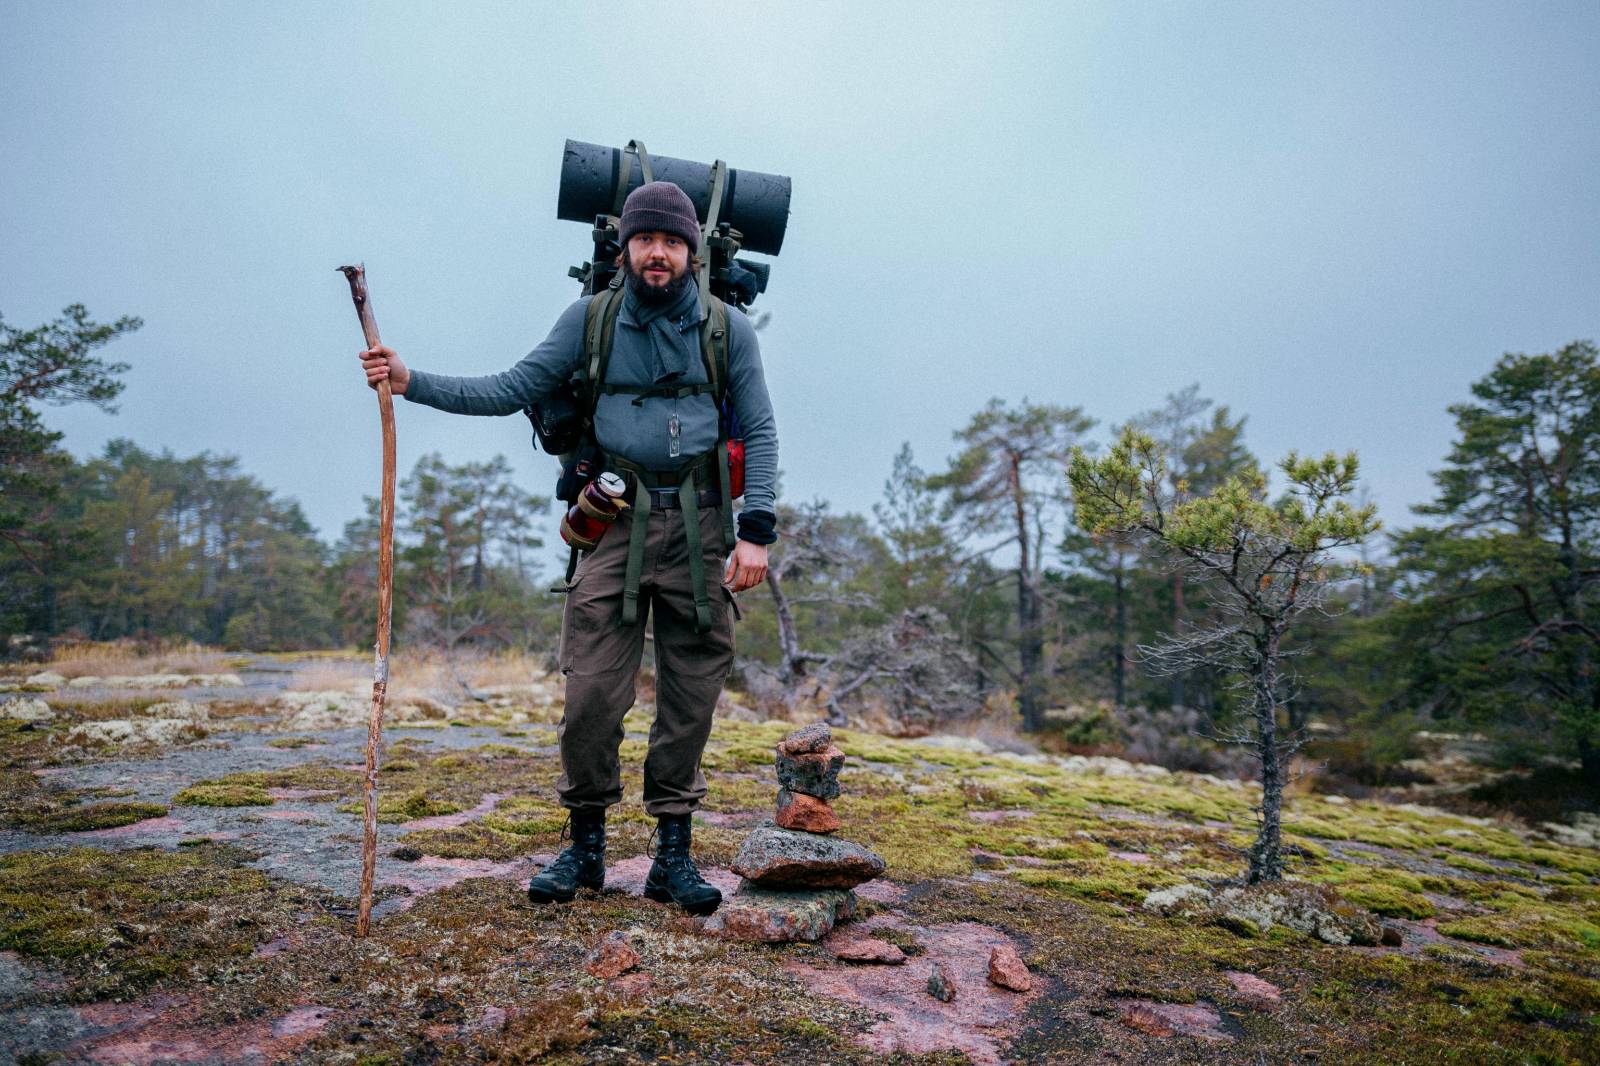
[359,181,778,915]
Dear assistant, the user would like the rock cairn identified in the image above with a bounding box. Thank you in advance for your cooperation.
[704,723,887,942]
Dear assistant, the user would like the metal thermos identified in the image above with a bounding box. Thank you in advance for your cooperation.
[560,472,630,551]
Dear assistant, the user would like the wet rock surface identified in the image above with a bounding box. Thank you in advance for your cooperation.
[785,917,1043,1066]
[827,935,907,965]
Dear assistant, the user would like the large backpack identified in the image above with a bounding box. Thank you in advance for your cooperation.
[537,278,741,633]
[530,141,766,627]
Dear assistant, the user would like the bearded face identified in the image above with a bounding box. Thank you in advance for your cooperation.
[620,231,695,305]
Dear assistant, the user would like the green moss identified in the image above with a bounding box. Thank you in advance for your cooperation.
[0,844,313,1000]
[181,765,362,796]
[19,801,169,832]
[1336,883,1436,920]
[481,795,566,836]
[173,783,274,807]
[395,824,531,861]
[1308,862,1436,919]
[1015,870,1155,905]
[1443,853,1500,875]
[336,789,464,824]
[827,729,919,765]
[1033,840,1110,861]
[1438,911,1600,954]
[265,736,321,749]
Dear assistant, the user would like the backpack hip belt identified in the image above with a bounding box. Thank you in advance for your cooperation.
[606,449,729,634]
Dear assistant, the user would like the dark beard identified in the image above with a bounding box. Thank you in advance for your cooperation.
[621,249,695,306]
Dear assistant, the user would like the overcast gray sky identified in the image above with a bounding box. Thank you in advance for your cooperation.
[5,2,1597,563]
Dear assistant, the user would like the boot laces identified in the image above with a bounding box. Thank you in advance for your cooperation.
[665,849,704,878]
[543,845,588,879]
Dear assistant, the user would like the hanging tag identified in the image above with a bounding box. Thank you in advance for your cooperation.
[668,413,681,458]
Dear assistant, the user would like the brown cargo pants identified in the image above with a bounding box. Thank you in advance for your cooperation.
[556,503,737,816]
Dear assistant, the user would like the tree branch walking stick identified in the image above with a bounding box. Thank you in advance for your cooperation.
[338,264,395,938]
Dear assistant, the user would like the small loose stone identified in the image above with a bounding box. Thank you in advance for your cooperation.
[775,789,841,833]
[775,746,846,800]
[776,722,833,756]
[1225,970,1282,1003]
[987,944,1031,991]
[926,961,957,1002]
[584,931,639,980]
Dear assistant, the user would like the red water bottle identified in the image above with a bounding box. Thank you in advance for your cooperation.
[560,472,630,550]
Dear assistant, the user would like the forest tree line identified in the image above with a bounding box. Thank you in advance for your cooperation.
[3,305,1596,787]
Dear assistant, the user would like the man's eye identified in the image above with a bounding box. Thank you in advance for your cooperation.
[666,237,680,246]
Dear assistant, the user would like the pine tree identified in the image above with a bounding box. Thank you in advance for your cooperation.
[1386,341,1600,784]
[1070,431,1377,882]
[931,398,1096,732]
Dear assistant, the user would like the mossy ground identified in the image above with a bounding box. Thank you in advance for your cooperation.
[2,703,1597,1063]
[0,843,322,1002]
[0,769,169,832]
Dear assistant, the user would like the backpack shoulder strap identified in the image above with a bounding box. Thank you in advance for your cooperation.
[582,286,625,420]
[699,297,730,410]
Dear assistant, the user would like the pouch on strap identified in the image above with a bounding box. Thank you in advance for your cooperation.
[620,477,650,627]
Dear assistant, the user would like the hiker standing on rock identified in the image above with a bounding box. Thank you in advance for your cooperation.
[358,181,779,915]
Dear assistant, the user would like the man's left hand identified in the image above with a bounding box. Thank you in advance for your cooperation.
[723,541,769,593]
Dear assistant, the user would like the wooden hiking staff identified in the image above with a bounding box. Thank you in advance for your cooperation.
[337,264,396,938]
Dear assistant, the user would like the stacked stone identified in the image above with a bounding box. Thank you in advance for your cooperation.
[774,721,842,832]
[704,723,887,943]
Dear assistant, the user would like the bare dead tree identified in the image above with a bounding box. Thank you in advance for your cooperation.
[826,606,980,729]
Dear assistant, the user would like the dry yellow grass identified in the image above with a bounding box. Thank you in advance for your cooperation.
[286,647,554,698]
[31,640,236,679]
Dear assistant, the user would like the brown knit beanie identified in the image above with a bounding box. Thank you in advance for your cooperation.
[619,181,701,253]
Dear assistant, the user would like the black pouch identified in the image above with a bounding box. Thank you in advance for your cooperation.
[554,439,603,504]
[527,378,584,456]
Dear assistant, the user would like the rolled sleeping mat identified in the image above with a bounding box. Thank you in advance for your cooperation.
[558,139,791,256]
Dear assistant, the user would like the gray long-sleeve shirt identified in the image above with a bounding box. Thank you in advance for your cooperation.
[403,285,779,518]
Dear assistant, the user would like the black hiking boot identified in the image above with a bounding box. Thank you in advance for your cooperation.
[527,807,605,903]
[643,812,722,916]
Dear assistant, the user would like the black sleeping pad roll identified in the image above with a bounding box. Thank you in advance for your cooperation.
[557,139,791,257]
